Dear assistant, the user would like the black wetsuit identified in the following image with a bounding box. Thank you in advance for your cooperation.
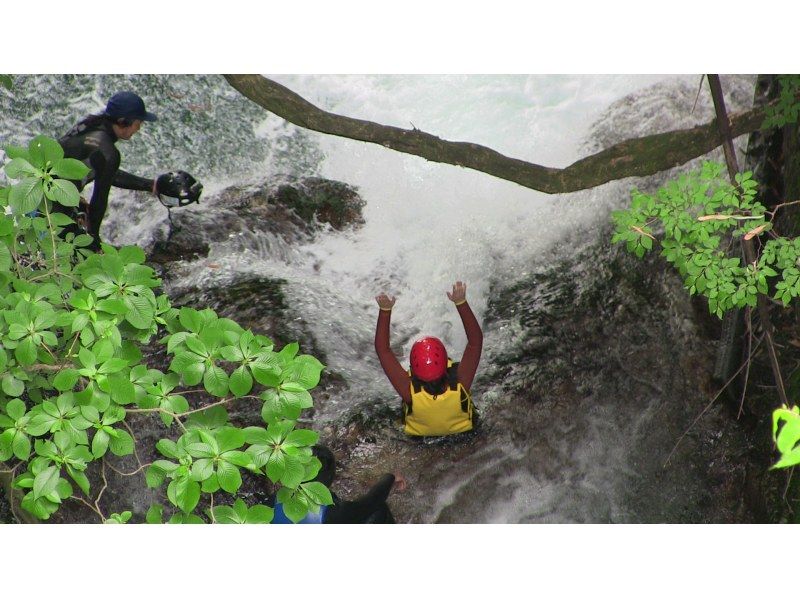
[268,473,397,524]
[57,115,154,248]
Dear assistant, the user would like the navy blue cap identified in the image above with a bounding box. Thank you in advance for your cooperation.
[104,91,158,122]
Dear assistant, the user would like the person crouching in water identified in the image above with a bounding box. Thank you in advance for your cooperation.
[374,281,483,437]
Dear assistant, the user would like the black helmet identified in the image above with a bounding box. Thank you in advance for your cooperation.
[156,171,203,207]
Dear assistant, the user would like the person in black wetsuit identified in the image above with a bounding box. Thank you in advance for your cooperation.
[57,91,202,251]
[270,446,407,524]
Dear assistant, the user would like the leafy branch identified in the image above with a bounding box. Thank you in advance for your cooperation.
[0,135,331,523]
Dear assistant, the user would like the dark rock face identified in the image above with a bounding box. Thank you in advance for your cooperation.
[148,176,365,264]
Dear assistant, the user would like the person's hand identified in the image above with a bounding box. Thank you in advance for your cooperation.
[446,281,467,304]
[392,473,407,493]
[375,293,396,311]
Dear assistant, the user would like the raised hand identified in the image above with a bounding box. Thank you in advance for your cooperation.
[375,293,396,310]
[446,281,467,304]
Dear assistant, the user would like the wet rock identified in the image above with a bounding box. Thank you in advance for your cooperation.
[148,175,364,264]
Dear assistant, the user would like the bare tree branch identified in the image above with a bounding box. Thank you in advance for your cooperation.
[224,74,772,195]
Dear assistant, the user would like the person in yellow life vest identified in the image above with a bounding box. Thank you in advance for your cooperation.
[374,281,483,437]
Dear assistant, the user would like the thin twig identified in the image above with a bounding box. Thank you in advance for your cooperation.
[121,420,144,469]
[691,75,706,115]
[767,199,800,222]
[70,495,105,522]
[105,461,152,477]
[94,460,109,519]
[663,334,765,468]
[739,308,754,419]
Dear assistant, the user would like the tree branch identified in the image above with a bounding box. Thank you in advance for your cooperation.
[223,74,773,195]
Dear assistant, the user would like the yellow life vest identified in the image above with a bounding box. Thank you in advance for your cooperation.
[404,361,473,437]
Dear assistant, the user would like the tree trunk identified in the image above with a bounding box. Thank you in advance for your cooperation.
[707,74,788,407]
[224,74,774,195]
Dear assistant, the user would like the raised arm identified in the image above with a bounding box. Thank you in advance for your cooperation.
[374,293,412,404]
[447,281,483,391]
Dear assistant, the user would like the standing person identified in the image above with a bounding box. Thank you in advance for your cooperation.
[374,281,483,437]
[57,90,202,251]
[270,446,406,524]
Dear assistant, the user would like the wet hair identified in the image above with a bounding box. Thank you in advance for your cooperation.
[311,445,336,487]
[410,373,448,397]
[63,113,131,139]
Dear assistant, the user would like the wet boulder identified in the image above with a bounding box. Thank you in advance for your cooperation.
[148,175,365,264]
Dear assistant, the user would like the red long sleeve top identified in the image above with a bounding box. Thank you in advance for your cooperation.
[374,301,483,405]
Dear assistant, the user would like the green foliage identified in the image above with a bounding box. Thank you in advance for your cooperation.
[772,406,800,469]
[613,160,800,475]
[612,162,783,319]
[762,75,800,129]
[0,136,328,523]
[0,75,11,90]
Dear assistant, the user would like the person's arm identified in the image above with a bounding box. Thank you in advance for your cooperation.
[324,474,396,524]
[374,294,412,404]
[447,281,483,391]
[111,169,156,193]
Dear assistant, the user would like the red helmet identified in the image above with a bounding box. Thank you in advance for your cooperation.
[410,337,448,382]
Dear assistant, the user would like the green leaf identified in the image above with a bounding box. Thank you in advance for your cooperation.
[251,362,281,387]
[286,428,319,448]
[9,178,44,215]
[221,450,252,468]
[280,383,313,410]
[216,460,242,493]
[108,375,136,405]
[265,449,286,483]
[280,456,306,488]
[191,458,214,481]
[0,430,14,461]
[179,308,204,333]
[6,398,26,421]
[216,427,245,452]
[210,505,241,524]
[0,243,11,272]
[156,439,179,459]
[302,481,334,506]
[0,374,25,397]
[146,503,164,524]
[146,464,167,489]
[14,337,38,367]
[91,429,110,458]
[123,294,154,330]
[33,465,60,500]
[282,355,325,389]
[228,366,253,397]
[203,365,229,398]
[50,158,90,180]
[45,179,81,207]
[28,135,64,167]
[171,476,201,513]
[5,158,39,179]
[12,430,31,460]
[246,504,273,524]
[186,443,215,458]
[53,368,81,392]
[108,429,134,456]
